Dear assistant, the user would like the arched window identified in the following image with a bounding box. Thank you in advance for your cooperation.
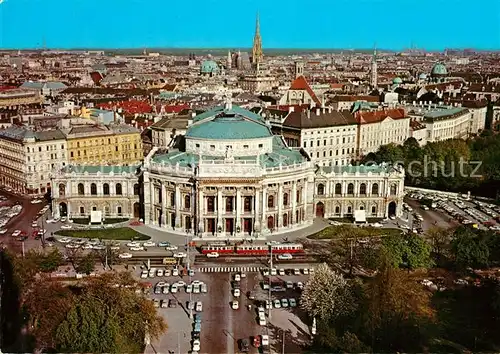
[90,183,97,195]
[78,183,84,196]
[170,192,175,207]
[347,206,353,214]
[59,183,65,197]
[372,183,379,196]
[347,183,354,195]
[283,193,288,206]
[371,205,377,215]
[115,183,122,195]
[390,184,397,196]
[359,183,366,195]
[185,195,191,209]
[268,195,274,208]
[283,214,288,227]
[317,184,325,195]
[335,205,340,214]
[103,183,110,195]
[133,183,140,195]
[335,183,342,195]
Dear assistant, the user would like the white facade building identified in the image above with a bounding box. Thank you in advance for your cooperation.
[0,127,68,195]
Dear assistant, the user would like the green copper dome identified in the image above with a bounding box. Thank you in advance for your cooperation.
[393,77,402,84]
[431,62,448,76]
[200,60,220,74]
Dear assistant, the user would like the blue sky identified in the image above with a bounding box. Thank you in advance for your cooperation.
[0,0,499,50]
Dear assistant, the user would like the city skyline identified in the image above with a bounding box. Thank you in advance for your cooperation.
[0,0,499,50]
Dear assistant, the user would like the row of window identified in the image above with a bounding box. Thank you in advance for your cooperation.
[59,183,140,196]
[27,144,65,153]
[316,183,398,196]
[303,136,355,148]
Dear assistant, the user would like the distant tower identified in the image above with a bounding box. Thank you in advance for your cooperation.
[227,50,232,69]
[252,13,263,64]
[237,50,242,69]
[294,61,304,78]
[371,48,378,88]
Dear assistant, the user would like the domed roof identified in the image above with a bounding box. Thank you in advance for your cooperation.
[419,73,428,79]
[393,77,403,84]
[431,63,448,76]
[200,60,220,74]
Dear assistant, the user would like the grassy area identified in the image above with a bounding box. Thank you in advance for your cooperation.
[308,224,403,240]
[71,218,130,225]
[54,227,150,240]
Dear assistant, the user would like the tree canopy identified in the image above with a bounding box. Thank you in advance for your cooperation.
[382,233,433,270]
[25,272,166,353]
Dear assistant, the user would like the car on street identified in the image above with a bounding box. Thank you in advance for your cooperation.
[303,268,309,275]
[174,252,187,258]
[192,339,201,352]
[231,300,239,310]
[12,230,21,237]
[273,299,281,308]
[164,269,171,276]
[206,252,219,258]
[126,241,140,247]
[60,224,72,229]
[286,281,293,289]
[278,269,285,276]
[58,237,71,243]
[262,334,269,346]
[270,268,277,276]
[172,268,179,276]
[156,269,164,277]
[195,301,203,312]
[187,301,195,310]
[186,284,193,293]
[293,268,300,275]
[143,241,156,247]
[161,299,168,308]
[140,271,148,279]
[277,253,292,260]
[154,286,161,294]
[201,283,207,293]
[118,253,132,259]
[281,298,289,308]
[258,317,266,326]
[170,284,178,293]
[177,280,186,287]
[240,339,250,352]
[234,274,241,281]
[148,269,156,277]
[289,298,297,307]
[253,336,261,348]
[130,246,145,251]
[193,283,200,293]
[233,288,240,297]
[168,299,177,308]
[162,285,169,294]
[165,245,178,250]
[158,241,171,247]
[257,307,265,317]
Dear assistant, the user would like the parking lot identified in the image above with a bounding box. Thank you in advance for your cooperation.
[405,190,500,231]
[138,264,315,354]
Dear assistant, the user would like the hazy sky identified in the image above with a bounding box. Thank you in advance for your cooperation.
[1,0,499,50]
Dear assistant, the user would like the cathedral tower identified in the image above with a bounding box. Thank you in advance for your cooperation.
[251,13,263,64]
[371,48,378,88]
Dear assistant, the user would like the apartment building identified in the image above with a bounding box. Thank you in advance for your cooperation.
[355,108,410,156]
[64,124,143,165]
[0,127,67,195]
[281,107,358,167]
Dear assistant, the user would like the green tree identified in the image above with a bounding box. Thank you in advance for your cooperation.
[27,272,166,353]
[39,248,64,272]
[75,253,96,275]
[426,227,452,263]
[382,233,433,270]
[451,227,489,269]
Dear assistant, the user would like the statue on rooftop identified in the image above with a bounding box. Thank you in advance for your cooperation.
[225,145,234,162]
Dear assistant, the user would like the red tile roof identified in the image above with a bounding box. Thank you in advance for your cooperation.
[90,72,104,85]
[355,108,407,124]
[97,100,152,115]
[289,76,321,105]
[154,103,190,114]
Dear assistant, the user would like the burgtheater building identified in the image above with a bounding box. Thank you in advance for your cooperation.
[51,103,405,238]
[141,102,405,238]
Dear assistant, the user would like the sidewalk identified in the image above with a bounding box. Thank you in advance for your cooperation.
[129,218,330,244]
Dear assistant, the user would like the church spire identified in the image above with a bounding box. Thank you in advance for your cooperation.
[252,12,263,65]
[371,45,378,88]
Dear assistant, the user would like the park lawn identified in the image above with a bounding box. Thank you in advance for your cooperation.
[308,224,403,240]
[55,227,150,240]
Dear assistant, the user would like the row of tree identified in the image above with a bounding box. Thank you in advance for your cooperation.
[301,225,500,352]
[2,249,166,353]
[362,132,500,198]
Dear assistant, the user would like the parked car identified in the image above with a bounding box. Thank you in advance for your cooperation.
[231,300,239,310]
[207,252,219,258]
[118,252,132,259]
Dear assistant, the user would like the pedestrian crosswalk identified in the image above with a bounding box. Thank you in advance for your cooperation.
[196,266,264,273]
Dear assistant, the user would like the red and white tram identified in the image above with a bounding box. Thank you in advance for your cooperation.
[200,242,304,255]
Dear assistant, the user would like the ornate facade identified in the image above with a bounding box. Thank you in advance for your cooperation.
[314,164,405,219]
[51,165,141,220]
[49,104,406,238]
